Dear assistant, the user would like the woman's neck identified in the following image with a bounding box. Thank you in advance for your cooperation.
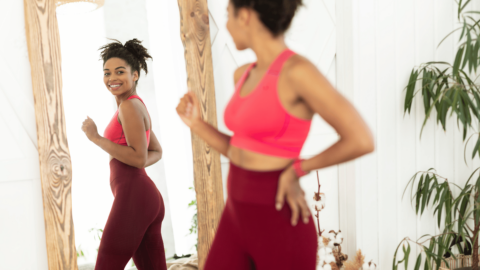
[250,33,288,70]
[115,89,137,106]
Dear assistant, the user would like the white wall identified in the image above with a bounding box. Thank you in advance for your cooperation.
[341,0,480,268]
[0,1,48,269]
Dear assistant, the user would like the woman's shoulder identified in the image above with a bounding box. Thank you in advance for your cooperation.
[284,54,315,73]
[118,98,145,115]
[282,54,320,82]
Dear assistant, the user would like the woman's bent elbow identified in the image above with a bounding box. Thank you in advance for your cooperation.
[136,158,148,169]
[359,137,375,155]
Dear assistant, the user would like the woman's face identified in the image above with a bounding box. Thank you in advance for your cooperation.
[103,57,138,96]
[226,2,250,50]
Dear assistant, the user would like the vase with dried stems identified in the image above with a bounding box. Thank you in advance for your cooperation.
[313,172,377,270]
[393,1,480,270]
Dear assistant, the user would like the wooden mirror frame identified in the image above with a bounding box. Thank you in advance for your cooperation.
[177,0,224,268]
[23,0,223,269]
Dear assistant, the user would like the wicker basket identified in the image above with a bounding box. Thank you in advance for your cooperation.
[436,255,464,269]
[462,255,480,268]
[438,254,480,269]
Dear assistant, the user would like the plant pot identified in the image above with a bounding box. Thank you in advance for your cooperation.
[438,255,464,269]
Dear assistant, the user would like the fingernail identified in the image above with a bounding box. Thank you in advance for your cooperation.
[276,203,281,210]
[304,218,309,224]
[292,221,297,226]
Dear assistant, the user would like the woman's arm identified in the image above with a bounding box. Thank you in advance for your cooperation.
[82,99,150,168]
[288,58,375,172]
[275,57,374,226]
[176,64,250,156]
[177,93,231,156]
[145,130,162,167]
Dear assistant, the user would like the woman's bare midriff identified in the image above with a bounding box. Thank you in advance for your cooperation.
[227,145,294,171]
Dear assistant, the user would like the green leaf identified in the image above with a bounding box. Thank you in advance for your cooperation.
[393,242,403,270]
[457,91,467,127]
[445,190,452,224]
[459,90,472,125]
[464,11,480,15]
[422,70,433,115]
[437,83,451,130]
[405,243,411,270]
[421,174,431,215]
[451,88,460,117]
[473,91,480,117]
[405,69,419,114]
[473,39,480,72]
[465,91,480,121]
[472,135,480,159]
[453,46,465,77]
[460,19,467,40]
[437,188,446,227]
[414,253,422,270]
[462,30,472,70]
[416,175,425,214]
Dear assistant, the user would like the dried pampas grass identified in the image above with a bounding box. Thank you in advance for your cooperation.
[344,250,365,270]
[330,262,339,270]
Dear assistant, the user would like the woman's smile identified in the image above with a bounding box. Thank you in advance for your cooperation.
[108,83,122,91]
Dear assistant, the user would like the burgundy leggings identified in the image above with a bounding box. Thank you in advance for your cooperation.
[95,159,167,270]
[204,162,318,270]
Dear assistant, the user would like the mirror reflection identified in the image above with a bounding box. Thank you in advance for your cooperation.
[56,1,190,268]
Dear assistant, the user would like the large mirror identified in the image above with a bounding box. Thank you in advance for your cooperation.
[56,0,198,267]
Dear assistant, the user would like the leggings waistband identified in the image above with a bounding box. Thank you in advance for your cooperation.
[227,162,285,205]
[109,158,148,182]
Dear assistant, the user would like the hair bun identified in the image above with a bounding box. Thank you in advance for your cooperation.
[231,0,303,36]
[123,39,152,75]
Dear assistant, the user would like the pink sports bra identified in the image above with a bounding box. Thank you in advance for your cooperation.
[224,49,312,158]
[104,95,151,147]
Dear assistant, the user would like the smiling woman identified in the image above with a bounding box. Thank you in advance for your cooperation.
[80,39,167,270]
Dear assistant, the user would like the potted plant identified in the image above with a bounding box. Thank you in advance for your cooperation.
[393,1,480,270]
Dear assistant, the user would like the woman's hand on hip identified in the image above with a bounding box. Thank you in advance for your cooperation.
[81,116,100,143]
[176,91,202,128]
[275,166,310,226]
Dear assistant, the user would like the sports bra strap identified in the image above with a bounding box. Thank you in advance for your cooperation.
[267,49,296,76]
[127,95,144,104]
[126,95,151,130]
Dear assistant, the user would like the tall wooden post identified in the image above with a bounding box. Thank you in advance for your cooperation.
[24,0,77,269]
[177,0,224,268]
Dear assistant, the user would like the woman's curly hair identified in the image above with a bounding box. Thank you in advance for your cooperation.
[230,0,303,36]
[99,39,152,85]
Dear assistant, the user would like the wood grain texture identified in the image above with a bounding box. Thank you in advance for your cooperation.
[177,0,224,269]
[23,0,77,269]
